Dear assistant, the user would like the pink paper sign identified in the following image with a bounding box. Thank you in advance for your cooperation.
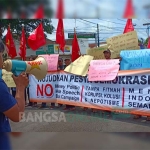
[88,59,120,81]
[39,54,59,71]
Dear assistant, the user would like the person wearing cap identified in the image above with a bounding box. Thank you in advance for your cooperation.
[0,41,29,132]
[103,49,111,60]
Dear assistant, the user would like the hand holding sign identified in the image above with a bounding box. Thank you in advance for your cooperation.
[106,31,140,57]
[64,55,94,76]
[88,59,120,81]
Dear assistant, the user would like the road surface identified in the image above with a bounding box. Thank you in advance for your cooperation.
[10,106,150,132]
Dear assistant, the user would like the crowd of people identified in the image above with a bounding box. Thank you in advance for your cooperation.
[15,49,150,121]
[0,38,150,131]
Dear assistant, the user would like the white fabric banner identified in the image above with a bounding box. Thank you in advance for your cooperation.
[29,72,150,115]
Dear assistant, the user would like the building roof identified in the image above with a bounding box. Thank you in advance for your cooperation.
[46,38,73,45]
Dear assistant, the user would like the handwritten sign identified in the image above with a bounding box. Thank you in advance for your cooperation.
[88,59,120,81]
[2,69,16,87]
[39,54,59,71]
[64,55,94,76]
[120,49,150,70]
[106,31,140,58]
[87,45,116,59]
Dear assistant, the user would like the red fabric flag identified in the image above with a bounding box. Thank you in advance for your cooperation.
[56,0,64,19]
[19,27,26,60]
[5,26,17,59]
[71,30,80,62]
[123,0,135,18]
[56,19,65,52]
[33,5,44,19]
[28,23,46,50]
[147,37,150,49]
[123,19,134,33]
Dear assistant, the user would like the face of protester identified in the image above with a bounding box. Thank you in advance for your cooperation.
[58,60,63,66]
[104,52,111,60]
[65,59,71,66]
[29,57,33,61]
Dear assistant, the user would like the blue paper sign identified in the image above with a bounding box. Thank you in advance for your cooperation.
[120,49,150,70]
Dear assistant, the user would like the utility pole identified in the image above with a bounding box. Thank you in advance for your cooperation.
[97,24,100,47]
[143,23,150,38]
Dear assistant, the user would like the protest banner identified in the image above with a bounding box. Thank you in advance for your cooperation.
[2,69,16,87]
[39,54,59,71]
[120,49,150,70]
[87,45,116,59]
[106,31,140,58]
[88,59,120,81]
[29,70,150,116]
[64,55,93,76]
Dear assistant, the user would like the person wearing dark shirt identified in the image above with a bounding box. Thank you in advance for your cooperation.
[58,58,64,70]
[11,87,16,98]
[0,133,11,150]
[64,58,71,68]
[0,41,29,133]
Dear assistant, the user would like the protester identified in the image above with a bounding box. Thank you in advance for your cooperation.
[39,102,47,109]
[103,49,111,60]
[63,59,76,111]
[26,56,37,107]
[56,58,65,108]
[11,87,16,98]
[64,58,71,68]
[133,114,150,121]
[0,41,29,132]
[58,58,64,70]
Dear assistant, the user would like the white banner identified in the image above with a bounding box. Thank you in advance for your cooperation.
[29,71,150,116]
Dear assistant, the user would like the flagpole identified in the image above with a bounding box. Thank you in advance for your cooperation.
[41,19,48,55]
[74,28,81,56]
[22,24,24,61]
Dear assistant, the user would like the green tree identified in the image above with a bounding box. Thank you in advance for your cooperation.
[0,19,54,40]
[144,37,149,46]
[0,0,53,19]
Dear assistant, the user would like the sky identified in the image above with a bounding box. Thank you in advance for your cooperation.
[47,0,150,43]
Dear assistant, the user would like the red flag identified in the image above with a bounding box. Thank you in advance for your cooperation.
[56,19,65,52]
[123,0,135,18]
[28,23,46,50]
[123,19,134,33]
[19,27,26,60]
[56,0,64,19]
[5,26,17,59]
[147,37,150,49]
[71,29,80,62]
[33,5,44,19]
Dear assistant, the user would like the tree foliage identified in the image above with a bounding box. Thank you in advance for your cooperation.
[0,19,54,40]
[0,0,53,18]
